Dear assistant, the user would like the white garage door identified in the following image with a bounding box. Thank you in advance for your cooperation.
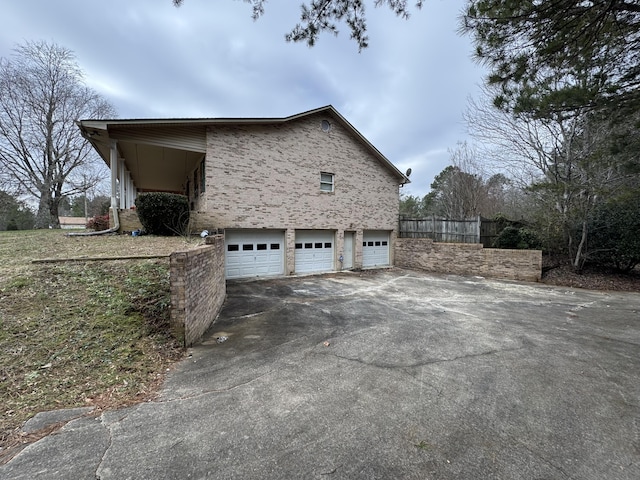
[362,231,390,267]
[225,230,284,279]
[295,230,334,274]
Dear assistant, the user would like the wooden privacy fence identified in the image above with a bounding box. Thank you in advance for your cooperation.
[399,216,500,247]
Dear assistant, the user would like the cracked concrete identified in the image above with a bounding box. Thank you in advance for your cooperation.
[2,415,110,480]
[1,268,639,479]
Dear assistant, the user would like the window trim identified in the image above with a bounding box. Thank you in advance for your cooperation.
[320,172,334,193]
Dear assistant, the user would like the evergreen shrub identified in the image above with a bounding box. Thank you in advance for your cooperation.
[135,193,190,236]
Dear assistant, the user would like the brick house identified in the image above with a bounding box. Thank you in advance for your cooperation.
[78,105,409,279]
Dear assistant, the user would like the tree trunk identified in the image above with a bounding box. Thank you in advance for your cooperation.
[34,187,61,229]
[572,219,588,272]
[35,189,53,229]
[49,197,61,229]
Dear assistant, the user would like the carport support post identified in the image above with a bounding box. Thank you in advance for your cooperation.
[118,158,126,209]
[110,140,118,212]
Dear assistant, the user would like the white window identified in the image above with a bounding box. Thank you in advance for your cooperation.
[320,172,334,192]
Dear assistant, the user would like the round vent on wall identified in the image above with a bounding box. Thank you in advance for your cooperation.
[321,119,332,132]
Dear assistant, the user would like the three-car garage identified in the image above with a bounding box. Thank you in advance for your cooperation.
[225,229,391,279]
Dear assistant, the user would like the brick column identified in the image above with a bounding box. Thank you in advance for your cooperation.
[286,228,296,275]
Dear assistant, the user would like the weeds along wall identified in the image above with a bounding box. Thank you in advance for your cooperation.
[170,235,226,346]
[395,238,542,282]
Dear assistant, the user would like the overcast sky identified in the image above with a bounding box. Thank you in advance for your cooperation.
[1,0,486,197]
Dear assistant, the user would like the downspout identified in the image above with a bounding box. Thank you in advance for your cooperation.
[67,139,120,237]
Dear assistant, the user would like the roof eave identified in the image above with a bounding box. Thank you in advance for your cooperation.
[77,106,410,184]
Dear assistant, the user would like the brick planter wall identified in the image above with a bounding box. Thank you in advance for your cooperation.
[170,235,226,346]
[113,209,143,232]
[395,238,542,282]
[119,209,143,232]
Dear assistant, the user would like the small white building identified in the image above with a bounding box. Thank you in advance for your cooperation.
[58,216,86,229]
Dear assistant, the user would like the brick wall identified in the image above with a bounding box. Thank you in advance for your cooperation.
[395,238,542,282]
[117,209,143,232]
[170,235,226,346]
[195,112,400,233]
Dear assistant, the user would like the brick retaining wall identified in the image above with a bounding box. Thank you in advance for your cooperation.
[170,235,226,346]
[395,238,541,282]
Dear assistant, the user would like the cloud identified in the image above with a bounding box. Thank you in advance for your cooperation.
[0,0,486,197]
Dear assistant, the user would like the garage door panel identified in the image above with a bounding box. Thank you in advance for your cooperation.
[363,231,390,267]
[295,231,334,274]
[225,230,284,279]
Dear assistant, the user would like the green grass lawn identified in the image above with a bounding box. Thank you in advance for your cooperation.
[0,230,198,453]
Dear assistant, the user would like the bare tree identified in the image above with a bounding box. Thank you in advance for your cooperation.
[426,167,483,219]
[426,142,512,219]
[466,88,626,269]
[0,41,115,228]
[445,142,485,218]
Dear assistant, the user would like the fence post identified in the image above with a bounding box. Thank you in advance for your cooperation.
[432,215,436,242]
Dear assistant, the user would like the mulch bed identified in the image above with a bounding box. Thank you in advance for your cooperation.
[541,261,640,292]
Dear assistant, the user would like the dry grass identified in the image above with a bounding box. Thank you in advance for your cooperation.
[0,230,203,459]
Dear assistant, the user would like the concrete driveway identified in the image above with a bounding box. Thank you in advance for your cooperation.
[2,269,640,479]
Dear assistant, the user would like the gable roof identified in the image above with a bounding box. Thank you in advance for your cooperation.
[78,105,410,186]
